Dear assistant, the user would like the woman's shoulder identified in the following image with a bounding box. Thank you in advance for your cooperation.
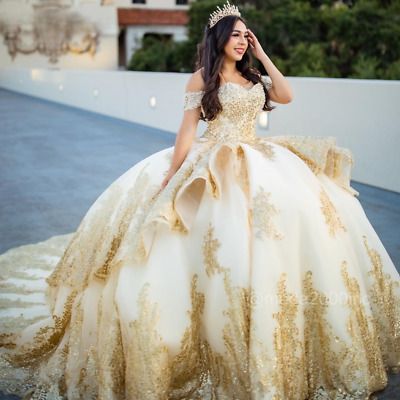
[185,68,205,93]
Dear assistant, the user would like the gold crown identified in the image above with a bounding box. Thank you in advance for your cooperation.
[208,1,241,29]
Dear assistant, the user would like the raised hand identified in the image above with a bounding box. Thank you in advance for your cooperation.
[247,28,266,61]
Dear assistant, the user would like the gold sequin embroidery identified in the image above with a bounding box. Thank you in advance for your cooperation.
[125,283,170,399]
[201,222,254,397]
[280,141,322,174]
[183,90,203,111]
[6,290,78,367]
[202,224,224,277]
[250,137,275,160]
[168,274,217,398]
[363,236,400,370]
[201,83,265,143]
[340,261,388,391]
[220,269,253,397]
[251,186,284,240]
[320,189,347,236]
[97,296,125,399]
[272,273,307,398]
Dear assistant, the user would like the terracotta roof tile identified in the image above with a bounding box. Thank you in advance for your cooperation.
[118,8,189,26]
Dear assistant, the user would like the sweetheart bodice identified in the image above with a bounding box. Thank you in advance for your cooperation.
[183,76,272,143]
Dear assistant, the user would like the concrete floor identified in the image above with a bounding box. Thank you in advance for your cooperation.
[0,88,399,399]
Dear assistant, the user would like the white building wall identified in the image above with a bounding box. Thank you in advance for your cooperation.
[0,68,398,193]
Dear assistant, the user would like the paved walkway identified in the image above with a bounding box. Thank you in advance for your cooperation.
[0,88,399,399]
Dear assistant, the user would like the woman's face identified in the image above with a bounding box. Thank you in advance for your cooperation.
[223,19,249,62]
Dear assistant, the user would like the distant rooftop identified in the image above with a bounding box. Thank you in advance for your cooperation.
[118,8,189,26]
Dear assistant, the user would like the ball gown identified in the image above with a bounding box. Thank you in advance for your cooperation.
[0,76,399,400]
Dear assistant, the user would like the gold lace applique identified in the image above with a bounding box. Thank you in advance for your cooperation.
[220,269,253,397]
[320,189,347,236]
[272,272,307,398]
[269,136,336,175]
[126,283,170,398]
[6,289,78,367]
[46,168,149,289]
[250,137,275,160]
[280,141,322,174]
[301,265,381,399]
[199,223,393,398]
[302,270,343,393]
[2,238,398,398]
[46,164,161,289]
[77,345,98,399]
[201,222,254,397]
[133,142,214,250]
[251,186,284,240]
[340,261,388,391]
[168,274,217,398]
[261,75,273,90]
[97,295,125,399]
[259,259,395,398]
[68,297,98,399]
[364,236,400,369]
[266,135,358,196]
[202,224,224,277]
[183,90,204,111]
[202,83,265,143]
[92,168,151,280]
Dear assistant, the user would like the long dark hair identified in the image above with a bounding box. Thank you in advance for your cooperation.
[195,15,274,121]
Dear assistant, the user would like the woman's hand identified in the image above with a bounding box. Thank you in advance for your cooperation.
[247,29,293,104]
[156,169,177,196]
[247,28,266,61]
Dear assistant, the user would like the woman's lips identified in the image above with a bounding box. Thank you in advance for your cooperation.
[235,48,245,55]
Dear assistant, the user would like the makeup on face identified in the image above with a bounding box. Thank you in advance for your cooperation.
[230,27,248,55]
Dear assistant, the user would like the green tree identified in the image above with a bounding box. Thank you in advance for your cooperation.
[128,0,400,79]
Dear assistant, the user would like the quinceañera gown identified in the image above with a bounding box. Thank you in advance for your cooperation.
[0,76,399,400]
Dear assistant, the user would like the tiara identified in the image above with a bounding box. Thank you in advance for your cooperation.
[208,1,241,29]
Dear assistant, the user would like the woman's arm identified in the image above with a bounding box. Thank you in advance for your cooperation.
[167,107,201,174]
[258,52,293,104]
[159,70,204,192]
[247,29,293,104]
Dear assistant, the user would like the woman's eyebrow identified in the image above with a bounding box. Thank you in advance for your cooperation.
[232,29,249,34]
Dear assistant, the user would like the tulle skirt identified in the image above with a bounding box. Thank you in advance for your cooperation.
[1,136,399,399]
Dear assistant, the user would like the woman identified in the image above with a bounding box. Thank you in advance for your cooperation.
[1,1,399,399]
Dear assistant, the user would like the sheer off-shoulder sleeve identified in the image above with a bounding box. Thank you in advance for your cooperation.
[183,90,204,111]
[261,75,272,91]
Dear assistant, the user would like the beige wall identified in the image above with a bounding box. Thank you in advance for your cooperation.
[0,68,399,192]
[0,38,118,70]
[0,0,118,70]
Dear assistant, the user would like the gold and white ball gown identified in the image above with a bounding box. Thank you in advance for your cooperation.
[0,76,399,400]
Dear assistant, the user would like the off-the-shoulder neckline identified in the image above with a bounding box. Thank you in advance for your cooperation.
[185,81,262,95]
